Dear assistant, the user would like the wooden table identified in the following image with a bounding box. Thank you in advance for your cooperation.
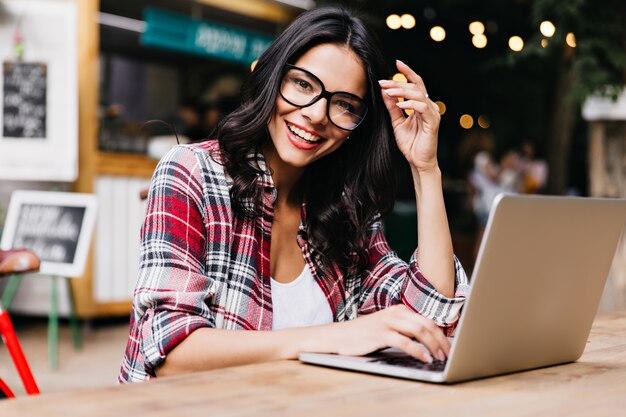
[2,312,626,416]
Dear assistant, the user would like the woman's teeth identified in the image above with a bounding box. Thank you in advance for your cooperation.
[288,123,321,143]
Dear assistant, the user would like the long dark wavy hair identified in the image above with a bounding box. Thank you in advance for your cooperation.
[215,6,398,273]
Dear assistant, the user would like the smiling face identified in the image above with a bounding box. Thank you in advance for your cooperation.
[265,43,367,173]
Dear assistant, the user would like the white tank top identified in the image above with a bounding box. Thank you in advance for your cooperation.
[270,264,334,330]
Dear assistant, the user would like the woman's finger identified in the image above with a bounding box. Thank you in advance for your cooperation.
[396,100,439,123]
[385,306,450,357]
[388,314,448,359]
[385,333,434,363]
[379,85,410,129]
[384,87,429,102]
[396,60,428,95]
[378,80,421,91]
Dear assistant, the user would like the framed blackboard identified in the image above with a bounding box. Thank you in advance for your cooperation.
[2,61,47,138]
[0,191,98,277]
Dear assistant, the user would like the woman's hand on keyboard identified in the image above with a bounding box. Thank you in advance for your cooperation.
[327,304,450,362]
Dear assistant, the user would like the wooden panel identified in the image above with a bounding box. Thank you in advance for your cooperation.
[97,153,158,178]
[71,0,100,318]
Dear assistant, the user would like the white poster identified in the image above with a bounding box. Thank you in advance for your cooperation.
[0,0,78,181]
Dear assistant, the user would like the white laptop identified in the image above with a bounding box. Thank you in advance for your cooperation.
[299,194,626,383]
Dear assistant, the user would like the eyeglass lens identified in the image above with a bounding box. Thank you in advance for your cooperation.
[281,67,366,130]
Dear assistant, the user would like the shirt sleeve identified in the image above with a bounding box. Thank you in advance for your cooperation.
[121,145,215,381]
[357,220,470,335]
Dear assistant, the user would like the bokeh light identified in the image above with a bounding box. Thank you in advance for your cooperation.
[430,26,446,42]
[435,101,446,115]
[477,115,491,129]
[392,73,408,83]
[386,14,402,30]
[540,21,556,37]
[460,114,474,129]
[509,36,524,52]
[566,32,577,47]
[400,14,416,29]
[472,34,487,48]
[469,21,485,35]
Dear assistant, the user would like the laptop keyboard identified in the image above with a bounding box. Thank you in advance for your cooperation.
[367,355,447,372]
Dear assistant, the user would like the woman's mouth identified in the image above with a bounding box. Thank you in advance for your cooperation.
[285,121,323,150]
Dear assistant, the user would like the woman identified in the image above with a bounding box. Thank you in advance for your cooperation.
[119,6,469,383]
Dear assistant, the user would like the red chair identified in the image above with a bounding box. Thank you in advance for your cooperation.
[0,249,41,399]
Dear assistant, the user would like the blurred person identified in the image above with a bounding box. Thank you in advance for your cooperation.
[498,149,522,193]
[519,140,548,194]
[469,143,523,258]
[119,7,469,383]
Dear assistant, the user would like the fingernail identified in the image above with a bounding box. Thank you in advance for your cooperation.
[396,59,406,66]
[424,353,433,363]
[437,349,446,361]
[378,79,390,85]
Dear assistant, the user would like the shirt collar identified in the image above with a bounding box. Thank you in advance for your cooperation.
[251,149,274,188]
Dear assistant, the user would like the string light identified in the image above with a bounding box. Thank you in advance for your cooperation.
[469,21,485,35]
[392,73,408,83]
[386,14,402,30]
[539,21,556,37]
[566,32,577,47]
[472,34,487,48]
[460,114,474,129]
[430,26,446,42]
[435,101,446,115]
[391,73,411,114]
[400,14,416,29]
[509,36,524,52]
[477,115,491,129]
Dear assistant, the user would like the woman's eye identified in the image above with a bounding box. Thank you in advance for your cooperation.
[294,78,313,90]
[336,100,356,113]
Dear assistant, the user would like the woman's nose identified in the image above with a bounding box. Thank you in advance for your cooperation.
[300,98,328,125]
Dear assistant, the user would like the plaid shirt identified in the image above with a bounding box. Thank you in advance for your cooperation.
[119,141,469,383]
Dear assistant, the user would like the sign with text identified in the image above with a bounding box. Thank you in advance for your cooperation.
[1,191,97,277]
[0,0,78,181]
[2,61,47,138]
[141,8,273,65]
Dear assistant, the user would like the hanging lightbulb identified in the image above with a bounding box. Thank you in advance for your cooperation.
[430,26,446,42]
[392,73,408,83]
[509,36,524,52]
[472,34,487,48]
[400,14,416,29]
[435,101,446,115]
[469,21,485,35]
[566,32,577,47]
[540,21,556,37]
[460,114,474,129]
[386,14,402,30]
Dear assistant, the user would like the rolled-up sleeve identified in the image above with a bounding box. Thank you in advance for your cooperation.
[357,221,470,334]
[120,146,215,382]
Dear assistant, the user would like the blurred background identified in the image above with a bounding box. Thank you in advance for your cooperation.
[1,0,625,396]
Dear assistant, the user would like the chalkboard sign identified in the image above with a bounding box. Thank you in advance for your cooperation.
[1,191,97,277]
[2,61,47,138]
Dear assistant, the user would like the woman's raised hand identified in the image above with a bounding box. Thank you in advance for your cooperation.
[327,304,450,362]
[379,60,441,173]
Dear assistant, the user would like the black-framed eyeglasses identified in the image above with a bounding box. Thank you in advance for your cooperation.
[279,64,368,131]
